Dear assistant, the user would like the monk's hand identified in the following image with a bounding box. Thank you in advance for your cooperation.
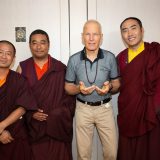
[79,81,95,95]
[33,109,48,121]
[0,122,6,134]
[0,130,14,144]
[95,81,110,95]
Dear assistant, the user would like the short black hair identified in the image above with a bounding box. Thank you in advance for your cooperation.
[29,29,50,43]
[0,40,16,55]
[120,17,143,29]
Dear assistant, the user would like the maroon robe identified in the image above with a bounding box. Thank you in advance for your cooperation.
[117,42,160,160]
[20,55,76,160]
[0,70,37,160]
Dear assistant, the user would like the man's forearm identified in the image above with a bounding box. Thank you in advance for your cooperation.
[0,107,26,131]
[65,82,80,95]
[110,79,121,94]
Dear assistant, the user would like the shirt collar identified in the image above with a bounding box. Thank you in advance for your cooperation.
[80,47,104,60]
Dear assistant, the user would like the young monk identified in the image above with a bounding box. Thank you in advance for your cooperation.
[0,40,37,160]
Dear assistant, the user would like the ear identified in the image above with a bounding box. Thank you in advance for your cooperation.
[141,27,144,35]
[81,33,85,45]
[10,56,16,69]
[100,34,103,46]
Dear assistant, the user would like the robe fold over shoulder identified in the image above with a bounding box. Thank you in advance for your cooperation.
[0,70,37,160]
[20,55,76,143]
[117,42,160,137]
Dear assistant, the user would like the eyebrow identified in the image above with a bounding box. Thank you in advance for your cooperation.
[130,24,137,28]
[31,40,47,43]
[122,24,137,31]
[0,49,12,52]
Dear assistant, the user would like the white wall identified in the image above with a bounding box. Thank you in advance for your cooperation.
[0,0,63,68]
[1,0,160,68]
[96,0,160,54]
[0,0,160,159]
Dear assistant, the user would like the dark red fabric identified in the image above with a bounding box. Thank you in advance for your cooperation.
[20,55,76,160]
[31,139,72,160]
[118,122,160,160]
[117,42,160,137]
[117,42,160,160]
[0,70,37,160]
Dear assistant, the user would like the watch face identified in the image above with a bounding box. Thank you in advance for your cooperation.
[15,27,26,42]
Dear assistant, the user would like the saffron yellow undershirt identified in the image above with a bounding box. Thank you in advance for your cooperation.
[128,42,145,63]
[0,70,9,87]
[0,78,6,87]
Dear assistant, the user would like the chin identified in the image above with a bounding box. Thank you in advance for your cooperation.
[88,48,97,51]
[35,54,48,60]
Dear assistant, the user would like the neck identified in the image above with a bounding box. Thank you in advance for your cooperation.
[86,50,98,62]
[0,68,9,79]
[33,56,48,68]
[129,41,143,51]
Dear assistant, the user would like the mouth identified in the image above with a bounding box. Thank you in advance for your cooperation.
[88,43,96,45]
[35,51,43,54]
[0,61,7,64]
[128,36,136,42]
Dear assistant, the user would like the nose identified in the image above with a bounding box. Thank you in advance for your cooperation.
[2,54,6,58]
[127,29,133,36]
[89,34,94,41]
[0,52,7,58]
[36,43,41,49]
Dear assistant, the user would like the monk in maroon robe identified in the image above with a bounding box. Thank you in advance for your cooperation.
[117,17,160,160]
[17,29,76,160]
[0,40,37,160]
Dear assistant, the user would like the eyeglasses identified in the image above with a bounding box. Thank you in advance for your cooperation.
[0,50,13,57]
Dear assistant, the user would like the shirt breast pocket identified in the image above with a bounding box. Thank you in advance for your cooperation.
[99,67,110,80]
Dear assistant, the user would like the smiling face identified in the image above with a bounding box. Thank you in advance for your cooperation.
[0,42,15,69]
[29,34,49,60]
[121,18,144,50]
[82,20,103,53]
